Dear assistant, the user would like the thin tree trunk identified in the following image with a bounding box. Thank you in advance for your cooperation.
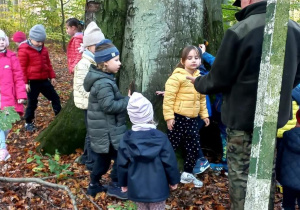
[244,1,290,209]
[60,0,66,52]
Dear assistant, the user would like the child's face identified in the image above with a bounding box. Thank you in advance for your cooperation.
[0,38,6,50]
[183,49,201,71]
[104,55,121,74]
[30,39,44,47]
[66,25,76,36]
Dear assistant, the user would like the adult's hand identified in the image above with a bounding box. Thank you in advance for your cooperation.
[186,76,196,84]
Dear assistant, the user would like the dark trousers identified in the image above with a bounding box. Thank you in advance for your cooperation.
[25,80,61,123]
[167,113,200,173]
[283,186,300,210]
[90,144,118,184]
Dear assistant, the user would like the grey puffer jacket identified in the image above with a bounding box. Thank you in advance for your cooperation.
[84,65,129,153]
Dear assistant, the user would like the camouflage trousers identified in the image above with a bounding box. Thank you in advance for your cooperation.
[227,129,276,210]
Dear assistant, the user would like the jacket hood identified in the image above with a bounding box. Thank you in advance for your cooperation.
[285,127,300,153]
[84,65,114,92]
[122,130,164,161]
[172,67,200,77]
[235,1,267,21]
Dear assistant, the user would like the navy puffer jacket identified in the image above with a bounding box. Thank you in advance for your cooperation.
[277,127,300,190]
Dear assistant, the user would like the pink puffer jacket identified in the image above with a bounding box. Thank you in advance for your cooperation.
[0,50,27,115]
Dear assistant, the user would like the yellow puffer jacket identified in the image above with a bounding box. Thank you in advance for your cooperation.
[277,101,299,138]
[163,68,209,121]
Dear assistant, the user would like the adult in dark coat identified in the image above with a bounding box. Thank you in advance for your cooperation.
[187,0,300,209]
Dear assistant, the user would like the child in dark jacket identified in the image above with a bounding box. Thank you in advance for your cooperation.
[118,92,180,210]
[18,24,61,132]
[277,109,300,210]
[83,39,129,199]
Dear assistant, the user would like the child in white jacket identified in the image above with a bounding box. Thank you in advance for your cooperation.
[73,21,105,169]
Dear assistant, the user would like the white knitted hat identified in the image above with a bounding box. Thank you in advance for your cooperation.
[83,21,105,47]
[0,30,9,47]
[127,92,154,124]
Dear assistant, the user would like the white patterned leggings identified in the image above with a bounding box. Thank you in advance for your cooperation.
[135,201,165,210]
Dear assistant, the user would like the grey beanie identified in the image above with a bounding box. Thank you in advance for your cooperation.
[29,24,46,42]
[83,21,105,47]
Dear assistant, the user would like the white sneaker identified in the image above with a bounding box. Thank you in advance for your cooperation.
[180,172,203,187]
[0,149,11,161]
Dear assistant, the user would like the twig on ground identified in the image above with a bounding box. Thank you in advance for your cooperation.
[0,177,77,210]
[80,188,102,210]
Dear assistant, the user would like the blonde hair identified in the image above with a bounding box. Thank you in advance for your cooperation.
[97,62,107,72]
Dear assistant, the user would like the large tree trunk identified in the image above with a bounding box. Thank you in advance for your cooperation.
[37,0,224,155]
[119,0,224,131]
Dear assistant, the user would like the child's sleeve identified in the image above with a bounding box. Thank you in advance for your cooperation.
[117,139,129,187]
[96,82,129,114]
[199,93,209,119]
[202,52,215,66]
[163,75,180,121]
[72,38,83,71]
[17,48,29,84]
[160,136,180,185]
[73,61,89,99]
[11,55,27,100]
[45,48,56,79]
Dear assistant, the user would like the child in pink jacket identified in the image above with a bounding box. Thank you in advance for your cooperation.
[66,18,83,74]
[0,29,27,161]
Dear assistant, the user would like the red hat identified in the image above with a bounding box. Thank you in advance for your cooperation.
[296,109,300,124]
[12,31,26,43]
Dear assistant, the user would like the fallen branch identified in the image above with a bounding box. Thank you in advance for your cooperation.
[80,188,102,210]
[0,177,77,210]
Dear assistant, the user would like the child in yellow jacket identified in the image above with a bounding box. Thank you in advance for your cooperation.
[163,45,210,188]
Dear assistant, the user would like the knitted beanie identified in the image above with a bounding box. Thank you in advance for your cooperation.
[83,21,105,47]
[0,30,9,47]
[94,39,119,63]
[12,31,27,43]
[29,24,46,42]
[127,92,154,124]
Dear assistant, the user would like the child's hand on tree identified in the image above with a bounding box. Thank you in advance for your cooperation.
[155,91,165,96]
[169,184,178,190]
[121,186,128,192]
[167,119,175,130]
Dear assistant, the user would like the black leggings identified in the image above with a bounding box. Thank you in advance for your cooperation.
[167,113,200,173]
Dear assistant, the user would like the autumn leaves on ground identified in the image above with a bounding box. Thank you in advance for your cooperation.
[0,45,282,210]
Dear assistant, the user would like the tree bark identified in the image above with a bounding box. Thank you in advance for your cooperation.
[244,1,290,209]
[36,93,86,155]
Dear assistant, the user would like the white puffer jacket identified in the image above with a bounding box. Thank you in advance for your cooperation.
[73,52,96,109]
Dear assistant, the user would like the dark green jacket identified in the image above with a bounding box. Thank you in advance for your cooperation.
[83,65,129,153]
[194,2,300,131]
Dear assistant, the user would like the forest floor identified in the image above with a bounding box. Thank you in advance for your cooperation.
[0,45,286,210]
